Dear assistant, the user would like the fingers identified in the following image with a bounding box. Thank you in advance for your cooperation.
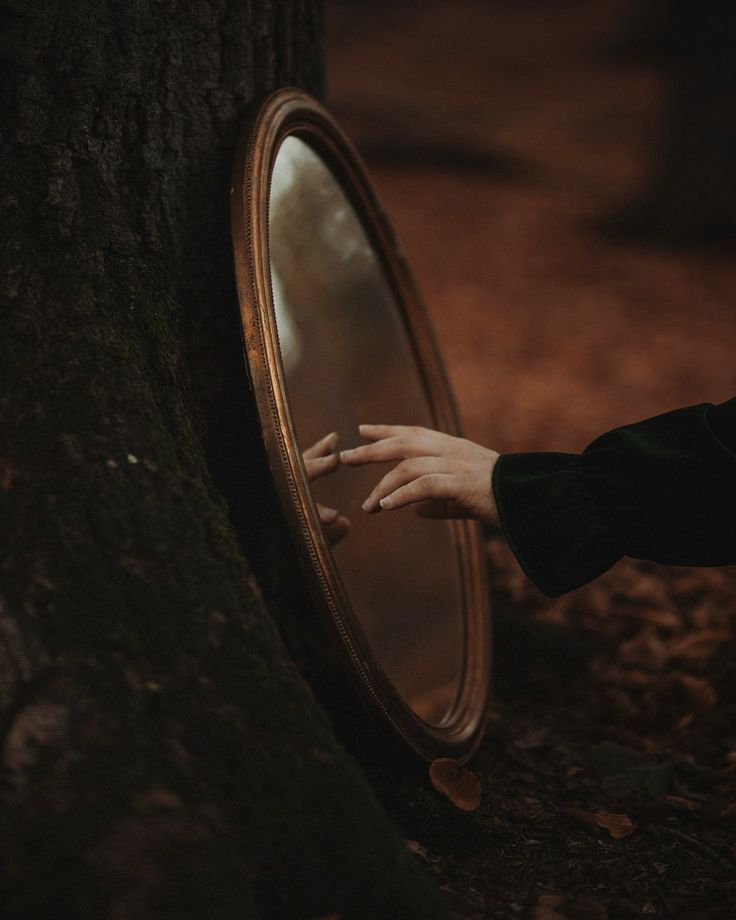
[356,423,406,441]
[358,424,449,445]
[303,432,341,482]
[317,503,350,546]
[304,435,350,544]
[304,450,340,482]
[341,437,411,467]
[377,473,459,512]
[341,425,459,467]
[340,425,448,466]
[303,431,338,460]
[317,503,339,524]
[324,514,350,546]
[361,456,447,512]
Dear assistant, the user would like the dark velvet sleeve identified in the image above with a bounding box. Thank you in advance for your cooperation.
[491,397,736,597]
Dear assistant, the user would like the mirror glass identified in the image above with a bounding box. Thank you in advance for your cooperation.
[268,136,465,726]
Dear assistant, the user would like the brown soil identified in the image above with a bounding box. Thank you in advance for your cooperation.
[326,1,736,917]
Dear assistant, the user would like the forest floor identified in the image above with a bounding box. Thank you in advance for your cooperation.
[326,1,736,918]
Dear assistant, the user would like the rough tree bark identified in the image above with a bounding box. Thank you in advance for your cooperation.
[0,1,448,917]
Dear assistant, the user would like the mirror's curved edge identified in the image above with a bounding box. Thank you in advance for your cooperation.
[230,93,407,748]
[230,87,492,763]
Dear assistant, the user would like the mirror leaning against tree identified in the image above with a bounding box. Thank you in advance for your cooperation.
[230,88,491,763]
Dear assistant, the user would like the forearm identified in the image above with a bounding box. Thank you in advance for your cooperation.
[492,398,736,597]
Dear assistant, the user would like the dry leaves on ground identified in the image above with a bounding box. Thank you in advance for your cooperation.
[429,758,482,811]
[535,893,608,920]
[592,810,636,838]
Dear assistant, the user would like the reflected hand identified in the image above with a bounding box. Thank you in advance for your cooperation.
[303,432,351,545]
[340,424,500,525]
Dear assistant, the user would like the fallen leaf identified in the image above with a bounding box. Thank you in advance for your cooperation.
[689,600,729,629]
[665,629,731,665]
[563,898,608,920]
[671,569,727,600]
[534,893,608,920]
[132,785,183,813]
[593,810,636,838]
[405,839,429,860]
[660,795,701,813]
[598,667,652,687]
[429,758,481,811]
[649,672,718,728]
[514,728,549,750]
[534,601,570,626]
[617,572,670,606]
[534,894,566,920]
[665,673,717,711]
[512,771,539,785]
[618,605,681,630]
[619,629,669,669]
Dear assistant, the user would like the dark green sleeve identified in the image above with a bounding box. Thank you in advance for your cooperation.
[491,398,736,597]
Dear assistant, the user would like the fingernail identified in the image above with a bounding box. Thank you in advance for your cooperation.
[379,497,391,509]
[361,499,371,512]
[340,449,353,460]
[322,507,338,522]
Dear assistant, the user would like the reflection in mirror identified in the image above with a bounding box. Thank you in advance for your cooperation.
[269,136,465,726]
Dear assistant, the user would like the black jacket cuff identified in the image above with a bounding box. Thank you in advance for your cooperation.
[491,400,736,597]
[492,452,625,597]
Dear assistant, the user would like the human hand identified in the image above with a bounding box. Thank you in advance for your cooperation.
[303,432,351,545]
[340,424,500,525]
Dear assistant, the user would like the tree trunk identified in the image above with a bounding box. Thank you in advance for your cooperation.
[0,2,448,917]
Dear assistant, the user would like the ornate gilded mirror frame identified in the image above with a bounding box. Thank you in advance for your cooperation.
[230,88,491,762]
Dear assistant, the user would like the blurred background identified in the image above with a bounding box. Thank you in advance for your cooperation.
[320,7,736,915]
[323,0,736,456]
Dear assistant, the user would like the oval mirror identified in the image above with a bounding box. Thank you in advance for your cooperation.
[231,88,491,762]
